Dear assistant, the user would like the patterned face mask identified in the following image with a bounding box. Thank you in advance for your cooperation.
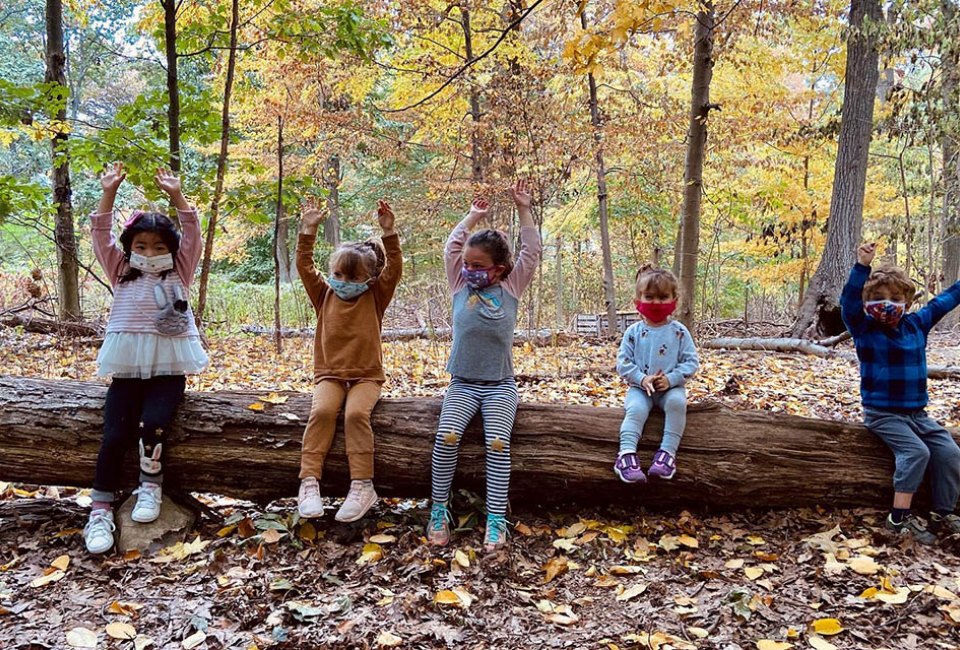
[129,252,174,273]
[328,276,371,301]
[461,266,497,290]
[864,300,906,326]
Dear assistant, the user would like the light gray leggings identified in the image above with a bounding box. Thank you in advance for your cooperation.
[619,386,687,456]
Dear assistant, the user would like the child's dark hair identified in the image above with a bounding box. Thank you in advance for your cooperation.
[635,263,678,300]
[466,229,514,279]
[329,240,386,280]
[118,212,181,284]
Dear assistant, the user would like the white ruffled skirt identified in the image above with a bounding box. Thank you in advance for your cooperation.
[97,332,209,379]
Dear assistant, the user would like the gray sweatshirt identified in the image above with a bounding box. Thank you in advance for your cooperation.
[616,319,699,389]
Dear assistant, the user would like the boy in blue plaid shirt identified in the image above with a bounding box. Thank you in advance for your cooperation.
[841,242,960,544]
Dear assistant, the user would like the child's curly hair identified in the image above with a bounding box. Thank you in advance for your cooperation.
[467,229,514,279]
[329,240,386,280]
[863,265,915,306]
[635,263,678,300]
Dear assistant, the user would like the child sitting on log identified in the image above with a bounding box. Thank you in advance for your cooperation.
[426,180,542,551]
[85,163,209,554]
[841,242,960,544]
[295,200,402,523]
[614,265,699,484]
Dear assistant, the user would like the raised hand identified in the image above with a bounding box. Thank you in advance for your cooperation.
[509,178,532,210]
[154,167,182,196]
[465,197,490,228]
[377,199,396,234]
[857,242,877,267]
[100,162,126,194]
[300,201,326,235]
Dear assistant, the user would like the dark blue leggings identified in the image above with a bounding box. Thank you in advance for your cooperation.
[92,375,186,501]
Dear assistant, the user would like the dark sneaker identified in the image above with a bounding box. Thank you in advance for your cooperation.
[648,449,677,480]
[885,513,937,545]
[929,512,960,535]
[614,452,647,484]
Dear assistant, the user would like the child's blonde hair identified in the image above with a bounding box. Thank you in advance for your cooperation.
[863,265,914,306]
[635,263,679,300]
[329,240,386,280]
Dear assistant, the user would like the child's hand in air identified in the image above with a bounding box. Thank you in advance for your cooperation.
[857,242,877,267]
[465,198,490,228]
[300,201,326,235]
[100,162,126,194]
[155,168,190,210]
[377,199,396,235]
[509,178,532,210]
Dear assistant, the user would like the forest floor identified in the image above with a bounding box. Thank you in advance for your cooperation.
[1,328,960,649]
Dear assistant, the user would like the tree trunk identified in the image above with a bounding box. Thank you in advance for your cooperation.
[162,0,181,174]
[790,0,882,337]
[277,202,291,283]
[677,1,716,331]
[940,0,960,328]
[274,116,284,355]
[0,376,949,508]
[195,0,240,324]
[45,0,80,321]
[461,7,484,184]
[323,154,341,247]
[195,0,240,326]
[581,8,617,337]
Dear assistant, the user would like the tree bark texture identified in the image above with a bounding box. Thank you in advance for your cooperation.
[273,116,284,354]
[790,0,882,337]
[677,1,716,331]
[196,0,241,325]
[0,376,946,509]
[45,0,81,321]
[940,0,960,328]
[461,7,484,184]
[323,154,341,247]
[163,0,181,174]
[581,8,617,337]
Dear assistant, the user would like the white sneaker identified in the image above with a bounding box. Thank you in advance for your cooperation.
[298,477,324,518]
[335,480,378,523]
[131,483,162,523]
[84,509,116,554]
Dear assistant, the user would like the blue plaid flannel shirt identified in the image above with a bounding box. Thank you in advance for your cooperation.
[841,263,960,410]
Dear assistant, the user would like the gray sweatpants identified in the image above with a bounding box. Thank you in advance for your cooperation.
[619,386,687,456]
[864,406,960,512]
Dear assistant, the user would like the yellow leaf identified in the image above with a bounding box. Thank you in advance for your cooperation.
[744,566,764,580]
[106,622,138,640]
[247,402,265,411]
[810,618,843,636]
[874,586,910,604]
[609,565,644,575]
[216,525,237,538]
[615,583,648,601]
[356,543,383,565]
[756,641,793,650]
[688,627,709,639]
[678,534,699,549]
[369,534,396,544]
[30,569,65,588]
[50,554,70,571]
[299,522,316,541]
[807,637,837,650]
[848,555,880,576]
[604,526,628,543]
[434,590,463,606]
[725,559,745,569]
[747,535,766,546]
[107,601,144,616]
[454,550,470,568]
[261,392,288,404]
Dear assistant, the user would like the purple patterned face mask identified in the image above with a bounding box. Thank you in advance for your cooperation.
[461,266,496,290]
[865,300,906,326]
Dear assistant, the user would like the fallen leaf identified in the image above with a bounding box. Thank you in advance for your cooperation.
[810,618,843,636]
[30,569,65,587]
[678,534,699,549]
[357,543,383,565]
[376,630,403,647]
[106,622,138,640]
[454,549,470,568]
[848,555,880,576]
[182,630,206,649]
[616,583,648,601]
[65,627,98,649]
[744,566,764,580]
[369,534,396,544]
[747,535,766,546]
[609,565,644,575]
[261,392,288,404]
[247,402,265,411]
[50,554,70,571]
[134,635,154,650]
[756,641,792,650]
[658,535,680,551]
[434,589,469,607]
[107,601,144,616]
[725,558,746,569]
[807,637,837,650]
[261,528,283,544]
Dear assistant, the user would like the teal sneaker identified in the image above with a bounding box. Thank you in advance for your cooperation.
[426,502,452,546]
[484,514,509,551]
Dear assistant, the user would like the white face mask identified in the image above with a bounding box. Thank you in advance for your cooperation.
[129,252,174,273]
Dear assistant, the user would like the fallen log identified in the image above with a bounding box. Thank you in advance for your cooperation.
[703,337,960,381]
[240,325,575,345]
[1,313,103,337]
[0,375,949,509]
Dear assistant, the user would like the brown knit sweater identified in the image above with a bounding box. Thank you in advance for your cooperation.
[296,232,402,383]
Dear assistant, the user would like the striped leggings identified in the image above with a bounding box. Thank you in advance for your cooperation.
[430,377,518,516]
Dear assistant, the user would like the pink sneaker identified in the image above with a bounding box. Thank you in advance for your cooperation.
[614,452,647,484]
[648,449,677,480]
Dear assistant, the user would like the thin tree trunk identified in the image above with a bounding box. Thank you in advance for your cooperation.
[677,1,717,330]
[45,0,80,321]
[277,203,291,283]
[940,0,960,327]
[162,0,181,174]
[323,154,341,247]
[274,116,284,355]
[789,0,882,337]
[555,235,563,329]
[581,8,617,337]
[461,6,484,184]
[196,0,240,326]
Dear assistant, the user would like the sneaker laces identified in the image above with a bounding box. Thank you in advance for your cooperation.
[343,481,370,507]
[133,484,160,510]
[85,510,116,535]
[300,478,320,500]
[485,514,509,545]
[429,502,451,532]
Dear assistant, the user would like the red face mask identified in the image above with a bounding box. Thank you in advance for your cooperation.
[636,300,677,322]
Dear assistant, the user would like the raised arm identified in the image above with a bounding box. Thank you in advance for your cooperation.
[666,325,700,388]
[502,179,542,297]
[90,162,127,285]
[372,200,402,311]
[840,243,876,336]
[916,280,960,333]
[296,205,328,311]
[444,198,489,293]
[153,168,202,285]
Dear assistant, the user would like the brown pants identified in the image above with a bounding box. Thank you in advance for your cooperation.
[299,379,381,480]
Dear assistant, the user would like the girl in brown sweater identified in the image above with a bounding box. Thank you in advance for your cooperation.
[296,200,402,522]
